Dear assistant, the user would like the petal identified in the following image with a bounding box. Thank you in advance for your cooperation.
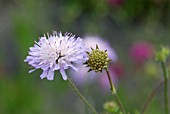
[29,69,36,73]
[24,59,28,62]
[53,64,60,71]
[28,59,37,64]
[47,69,54,81]
[29,51,39,56]
[50,63,54,68]
[69,64,78,72]
[42,65,50,71]
[29,47,39,51]
[60,68,67,80]
[40,70,48,79]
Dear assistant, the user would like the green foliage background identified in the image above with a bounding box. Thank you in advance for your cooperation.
[0,0,170,114]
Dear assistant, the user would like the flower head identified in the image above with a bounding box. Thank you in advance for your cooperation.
[70,36,117,85]
[24,31,88,81]
[103,101,119,113]
[85,45,110,72]
[129,41,154,65]
[155,47,170,62]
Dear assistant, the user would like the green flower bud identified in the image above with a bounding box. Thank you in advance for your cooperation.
[85,45,111,72]
[155,47,170,62]
[103,101,119,113]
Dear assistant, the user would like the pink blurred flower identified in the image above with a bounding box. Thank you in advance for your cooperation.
[107,0,124,7]
[129,41,154,65]
[110,61,125,77]
[70,36,118,85]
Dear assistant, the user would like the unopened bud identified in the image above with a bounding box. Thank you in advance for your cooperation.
[85,45,111,72]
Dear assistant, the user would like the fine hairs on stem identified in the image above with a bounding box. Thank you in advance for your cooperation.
[140,79,164,114]
[67,77,98,114]
[106,70,126,114]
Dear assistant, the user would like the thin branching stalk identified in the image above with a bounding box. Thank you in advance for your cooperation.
[141,79,164,114]
[67,77,98,114]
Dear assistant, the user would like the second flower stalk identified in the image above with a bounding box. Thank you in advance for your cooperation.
[85,45,126,114]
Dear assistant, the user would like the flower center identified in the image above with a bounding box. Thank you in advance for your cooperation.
[56,52,65,63]
[85,45,111,72]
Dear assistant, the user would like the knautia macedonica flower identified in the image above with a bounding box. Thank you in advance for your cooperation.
[24,31,88,81]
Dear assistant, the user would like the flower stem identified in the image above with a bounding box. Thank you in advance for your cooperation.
[67,77,98,114]
[161,62,169,114]
[140,79,164,114]
[106,70,126,114]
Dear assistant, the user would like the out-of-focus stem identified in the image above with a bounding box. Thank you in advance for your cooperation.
[106,70,126,114]
[141,79,164,114]
[67,77,98,114]
[161,62,169,114]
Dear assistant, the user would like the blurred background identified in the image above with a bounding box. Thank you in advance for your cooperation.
[0,0,170,114]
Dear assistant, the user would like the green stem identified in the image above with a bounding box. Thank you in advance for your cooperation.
[161,62,169,114]
[140,79,164,114]
[67,77,98,114]
[106,70,126,114]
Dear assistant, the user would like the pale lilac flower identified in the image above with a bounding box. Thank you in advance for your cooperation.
[70,36,117,85]
[24,31,88,81]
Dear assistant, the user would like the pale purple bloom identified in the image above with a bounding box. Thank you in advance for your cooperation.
[70,36,118,85]
[24,31,88,81]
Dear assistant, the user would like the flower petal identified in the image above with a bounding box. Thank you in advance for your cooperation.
[53,64,60,71]
[40,70,48,79]
[47,69,54,81]
[60,68,67,80]
[29,69,36,73]
[69,64,78,72]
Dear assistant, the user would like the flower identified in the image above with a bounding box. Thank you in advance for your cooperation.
[103,101,119,113]
[85,45,110,72]
[155,47,170,62]
[110,61,125,77]
[129,41,154,65]
[70,36,117,85]
[24,31,88,81]
[107,0,124,7]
